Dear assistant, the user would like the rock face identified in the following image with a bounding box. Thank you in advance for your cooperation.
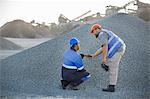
[0,37,22,50]
[0,13,149,98]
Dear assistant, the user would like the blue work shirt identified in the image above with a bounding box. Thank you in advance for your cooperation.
[63,48,84,70]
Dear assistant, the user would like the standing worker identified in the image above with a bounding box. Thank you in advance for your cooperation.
[61,37,91,90]
[90,24,126,92]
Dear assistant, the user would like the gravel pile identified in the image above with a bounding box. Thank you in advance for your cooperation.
[0,37,22,50]
[0,20,79,38]
[0,13,149,99]
[0,20,40,38]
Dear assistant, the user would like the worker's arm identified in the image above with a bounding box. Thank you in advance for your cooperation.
[80,54,92,58]
[101,43,108,64]
[97,32,108,64]
[92,31,108,62]
[74,55,84,70]
[92,47,102,58]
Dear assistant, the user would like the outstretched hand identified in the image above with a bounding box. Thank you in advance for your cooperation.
[81,54,97,58]
[84,54,93,58]
[90,54,97,58]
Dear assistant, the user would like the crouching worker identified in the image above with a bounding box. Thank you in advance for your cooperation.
[61,37,91,90]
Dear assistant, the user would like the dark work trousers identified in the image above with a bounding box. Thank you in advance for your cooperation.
[61,66,90,87]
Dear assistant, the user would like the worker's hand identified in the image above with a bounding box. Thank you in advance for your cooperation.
[80,54,84,59]
[102,58,107,64]
[91,54,96,58]
[84,54,92,58]
[101,64,109,72]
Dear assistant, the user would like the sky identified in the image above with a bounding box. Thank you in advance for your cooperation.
[0,0,150,26]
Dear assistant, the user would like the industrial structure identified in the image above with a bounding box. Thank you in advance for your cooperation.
[106,0,150,21]
[29,0,149,29]
[58,0,150,23]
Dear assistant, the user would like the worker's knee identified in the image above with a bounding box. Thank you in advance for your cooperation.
[81,74,91,81]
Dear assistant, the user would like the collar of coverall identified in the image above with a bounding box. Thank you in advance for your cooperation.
[70,47,77,52]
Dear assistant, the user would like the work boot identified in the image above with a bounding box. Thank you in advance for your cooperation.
[69,85,79,90]
[61,80,70,89]
[102,85,115,92]
[69,82,82,90]
[101,64,109,72]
